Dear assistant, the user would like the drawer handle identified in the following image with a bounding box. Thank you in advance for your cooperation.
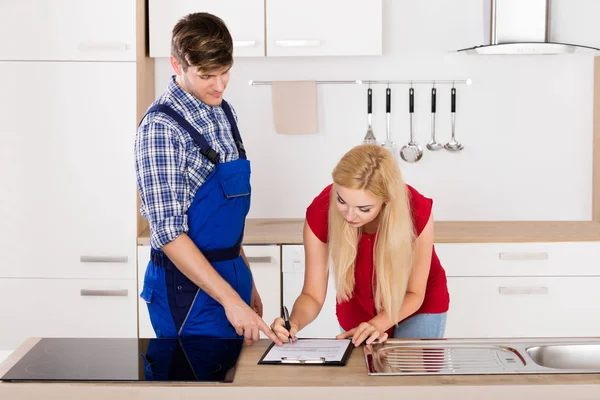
[275,40,321,47]
[498,252,548,261]
[234,40,257,47]
[498,286,548,295]
[247,256,273,264]
[80,289,129,297]
[78,42,129,52]
[80,255,128,263]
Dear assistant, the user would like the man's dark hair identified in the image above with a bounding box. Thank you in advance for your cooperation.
[171,12,233,72]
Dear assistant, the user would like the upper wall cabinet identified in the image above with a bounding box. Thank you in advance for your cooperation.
[148,0,382,58]
[0,0,136,61]
[149,0,266,58]
[266,0,382,57]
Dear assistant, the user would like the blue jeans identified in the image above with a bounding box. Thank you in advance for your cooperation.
[340,312,447,339]
[392,312,447,338]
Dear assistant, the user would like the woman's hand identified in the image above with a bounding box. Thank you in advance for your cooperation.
[270,317,299,344]
[336,322,388,347]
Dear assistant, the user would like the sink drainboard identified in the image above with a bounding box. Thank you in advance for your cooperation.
[366,343,525,375]
[364,338,600,376]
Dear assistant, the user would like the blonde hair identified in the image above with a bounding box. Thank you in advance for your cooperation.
[328,144,415,321]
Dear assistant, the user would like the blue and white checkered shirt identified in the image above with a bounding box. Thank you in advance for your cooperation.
[135,76,240,249]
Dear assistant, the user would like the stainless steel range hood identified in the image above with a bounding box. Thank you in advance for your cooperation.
[458,0,599,55]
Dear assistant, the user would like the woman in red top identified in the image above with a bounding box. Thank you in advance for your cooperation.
[271,144,449,346]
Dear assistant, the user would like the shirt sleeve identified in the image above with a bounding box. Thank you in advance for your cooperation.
[305,184,333,243]
[407,185,433,236]
[135,122,189,249]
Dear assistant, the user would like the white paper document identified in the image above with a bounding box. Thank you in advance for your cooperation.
[262,339,351,362]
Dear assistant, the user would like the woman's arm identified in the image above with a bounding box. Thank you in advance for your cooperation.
[290,220,330,331]
[369,214,434,332]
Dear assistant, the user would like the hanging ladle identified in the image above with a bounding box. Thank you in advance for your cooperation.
[400,87,423,163]
[444,87,464,151]
[426,87,443,151]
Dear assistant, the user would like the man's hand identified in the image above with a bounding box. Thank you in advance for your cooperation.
[251,285,263,318]
[336,322,388,347]
[224,299,282,346]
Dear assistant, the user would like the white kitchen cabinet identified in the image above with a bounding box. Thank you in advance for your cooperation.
[266,0,382,56]
[0,0,136,61]
[148,0,382,58]
[148,0,265,57]
[137,244,282,338]
[435,242,600,339]
[445,276,600,338]
[0,61,137,280]
[0,278,137,352]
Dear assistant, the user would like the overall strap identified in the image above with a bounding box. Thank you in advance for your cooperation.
[221,100,247,160]
[145,104,219,165]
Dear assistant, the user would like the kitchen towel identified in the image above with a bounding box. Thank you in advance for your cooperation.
[271,80,318,134]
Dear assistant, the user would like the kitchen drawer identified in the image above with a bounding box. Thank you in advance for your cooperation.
[0,0,136,61]
[137,244,281,339]
[444,276,600,338]
[434,242,600,277]
[0,278,137,351]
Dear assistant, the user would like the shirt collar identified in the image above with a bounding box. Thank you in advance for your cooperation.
[167,75,212,112]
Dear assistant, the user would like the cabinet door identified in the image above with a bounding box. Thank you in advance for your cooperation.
[445,277,600,338]
[0,278,137,352]
[266,0,382,56]
[0,0,136,61]
[243,245,281,337]
[149,0,265,58]
[0,62,137,280]
[137,246,155,338]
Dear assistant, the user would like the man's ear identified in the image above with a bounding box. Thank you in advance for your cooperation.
[169,56,183,75]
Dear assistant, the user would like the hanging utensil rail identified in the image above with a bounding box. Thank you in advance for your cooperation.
[248,79,472,86]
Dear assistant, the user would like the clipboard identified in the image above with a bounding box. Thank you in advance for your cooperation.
[257,338,354,366]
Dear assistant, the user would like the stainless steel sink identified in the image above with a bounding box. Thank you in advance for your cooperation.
[527,344,600,370]
[364,338,600,376]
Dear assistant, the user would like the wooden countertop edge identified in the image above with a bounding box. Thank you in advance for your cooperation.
[136,220,600,245]
[2,338,600,390]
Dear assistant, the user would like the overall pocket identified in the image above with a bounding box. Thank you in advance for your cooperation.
[219,173,250,198]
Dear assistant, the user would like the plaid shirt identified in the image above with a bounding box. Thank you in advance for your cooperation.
[135,76,240,249]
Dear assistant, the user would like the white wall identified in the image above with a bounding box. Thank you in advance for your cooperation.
[153,0,599,221]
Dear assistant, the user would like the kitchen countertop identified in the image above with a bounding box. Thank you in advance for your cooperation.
[1,338,600,399]
[137,219,600,245]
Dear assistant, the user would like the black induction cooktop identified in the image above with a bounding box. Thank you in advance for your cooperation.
[0,337,244,383]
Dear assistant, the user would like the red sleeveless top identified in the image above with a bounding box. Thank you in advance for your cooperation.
[305,184,449,333]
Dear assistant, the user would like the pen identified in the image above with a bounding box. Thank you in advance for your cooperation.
[282,306,293,344]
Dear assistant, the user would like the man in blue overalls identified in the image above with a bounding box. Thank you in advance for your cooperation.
[135,12,282,346]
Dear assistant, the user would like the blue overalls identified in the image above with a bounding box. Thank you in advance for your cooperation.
[139,100,252,339]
